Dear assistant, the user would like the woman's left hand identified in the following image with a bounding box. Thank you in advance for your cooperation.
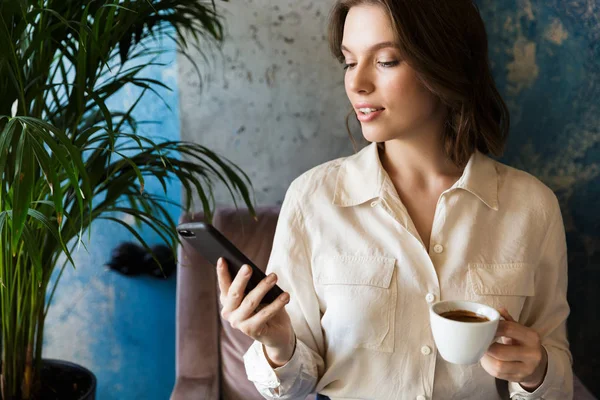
[481,307,548,392]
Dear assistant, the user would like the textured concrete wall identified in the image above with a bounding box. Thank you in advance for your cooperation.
[179,0,600,395]
[178,0,359,207]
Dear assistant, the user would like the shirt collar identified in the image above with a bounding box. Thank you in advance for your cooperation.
[454,149,499,210]
[332,142,499,210]
[332,142,384,207]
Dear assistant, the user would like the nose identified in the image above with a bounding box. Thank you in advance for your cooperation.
[346,63,375,95]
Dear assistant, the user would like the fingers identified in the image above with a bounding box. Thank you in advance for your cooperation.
[495,320,541,346]
[497,307,516,322]
[221,263,253,316]
[499,336,514,346]
[238,292,291,338]
[216,257,232,298]
[216,259,292,344]
[480,354,524,382]
[481,308,544,382]
[484,314,546,384]
[494,307,517,345]
[234,272,280,320]
[482,346,544,383]
[486,342,538,362]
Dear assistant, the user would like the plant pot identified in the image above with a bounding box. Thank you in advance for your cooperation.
[37,359,96,400]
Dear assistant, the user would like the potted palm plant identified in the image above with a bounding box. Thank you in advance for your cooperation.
[0,0,253,399]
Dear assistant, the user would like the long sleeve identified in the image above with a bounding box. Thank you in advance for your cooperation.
[509,197,573,399]
[243,178,325,399]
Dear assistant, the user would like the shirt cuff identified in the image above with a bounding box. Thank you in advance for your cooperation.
[243,337,303,393]
[508,345,557,399]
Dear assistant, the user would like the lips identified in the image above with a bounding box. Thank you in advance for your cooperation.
[354,104,385,122]
[357,107,384,114]
[354,103,384,111]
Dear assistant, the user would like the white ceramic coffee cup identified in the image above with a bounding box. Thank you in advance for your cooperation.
[429,300,500,365]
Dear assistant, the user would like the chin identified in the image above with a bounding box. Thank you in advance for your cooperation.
[361,125,395,143]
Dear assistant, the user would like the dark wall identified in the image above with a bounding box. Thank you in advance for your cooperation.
[476,0,600,395]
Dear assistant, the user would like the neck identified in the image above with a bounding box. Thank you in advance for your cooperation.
[379,121,464,191]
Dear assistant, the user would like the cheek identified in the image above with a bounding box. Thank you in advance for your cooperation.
[344,73,352,98]
[385,76,438,116]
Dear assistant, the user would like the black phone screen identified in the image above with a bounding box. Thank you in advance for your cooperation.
[177,222,284,304]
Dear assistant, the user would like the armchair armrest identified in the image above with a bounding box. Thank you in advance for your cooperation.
[172,212,220,400]
[171,376,217,400]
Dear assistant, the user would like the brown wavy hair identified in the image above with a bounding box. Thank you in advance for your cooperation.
[328,0,510,167]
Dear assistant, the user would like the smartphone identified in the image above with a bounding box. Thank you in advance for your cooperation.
[177,222,284,305]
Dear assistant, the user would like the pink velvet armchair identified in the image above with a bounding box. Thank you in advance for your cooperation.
[170,206,315,400]
[170,206,596,400]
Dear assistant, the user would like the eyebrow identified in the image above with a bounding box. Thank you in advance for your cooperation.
[340,41,400,54]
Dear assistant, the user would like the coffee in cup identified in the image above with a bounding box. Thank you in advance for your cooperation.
[439,310,490,323]
[429,300,500,365]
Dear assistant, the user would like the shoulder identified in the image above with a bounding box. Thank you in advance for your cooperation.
[276,156,347,231]
[286,156,347,201]
[494,159,561,219]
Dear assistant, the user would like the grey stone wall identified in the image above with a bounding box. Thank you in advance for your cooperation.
[178,0,361,208]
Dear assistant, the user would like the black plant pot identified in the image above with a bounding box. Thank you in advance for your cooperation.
[36,359,96,400]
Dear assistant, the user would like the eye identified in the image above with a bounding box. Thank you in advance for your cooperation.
[378,61,399,68]
[343,63,356,70]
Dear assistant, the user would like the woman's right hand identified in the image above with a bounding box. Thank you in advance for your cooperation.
[216,257,296,367]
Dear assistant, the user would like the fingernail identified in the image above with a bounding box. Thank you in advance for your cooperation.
[217,258,223,268]
[281,293,290,302]
[267,273,276,283]
[243,265,252,275]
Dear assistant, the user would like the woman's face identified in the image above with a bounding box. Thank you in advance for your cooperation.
[341,5,445,143]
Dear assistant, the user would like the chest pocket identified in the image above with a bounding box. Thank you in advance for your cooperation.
[315,255,397,353]
[467,263,535,321]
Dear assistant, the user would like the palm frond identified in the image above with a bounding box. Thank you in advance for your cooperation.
[0,1,246,399]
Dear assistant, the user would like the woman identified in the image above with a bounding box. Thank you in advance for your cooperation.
[217,0,572,399]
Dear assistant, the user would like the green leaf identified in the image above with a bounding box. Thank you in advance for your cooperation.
[21,225,42,283]
[20,117,92,215]
[0,117,18,179]
[26,208,75,268]
[100,4,137,13]
[109,149,146,194]
[86,91,113,134]
[11,123,33,249]
[114,87,147,134]
[119,34,132,64]
[0,1,258,394]
[28,131,64,223]
[111,206,174,249]
[0,210,8,235]
[98,215,155,258]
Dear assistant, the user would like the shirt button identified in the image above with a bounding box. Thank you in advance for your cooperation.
[425,293,436,303]
[421,345,432,355]
[433,244,444,254]
[416,396,427,400]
